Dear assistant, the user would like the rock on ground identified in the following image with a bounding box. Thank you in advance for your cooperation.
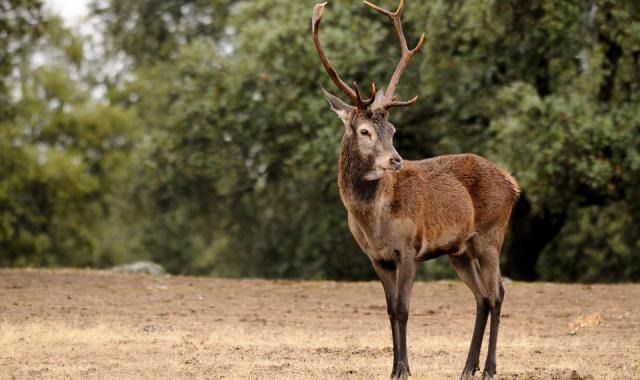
[110,261,166,275]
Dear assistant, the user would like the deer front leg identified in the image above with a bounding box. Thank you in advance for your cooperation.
[394,254,416,380]
[372,261,400,378]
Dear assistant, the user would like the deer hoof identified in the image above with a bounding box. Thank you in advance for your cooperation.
[481,372,495,380]
[459,372,474,380]
[459,363,480,380]
[391,362,410,380]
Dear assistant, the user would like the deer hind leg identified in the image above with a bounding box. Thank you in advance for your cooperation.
[449,252,490,380]
[472,234,506,380]
[482,280,504,380]
[469,229,504,379]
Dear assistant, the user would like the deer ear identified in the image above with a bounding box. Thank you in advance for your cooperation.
[322,88,354,125]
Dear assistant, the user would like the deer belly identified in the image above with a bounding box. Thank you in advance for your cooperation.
[415,231,476,262]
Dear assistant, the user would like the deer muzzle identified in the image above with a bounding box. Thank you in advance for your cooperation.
[390,155,403,171]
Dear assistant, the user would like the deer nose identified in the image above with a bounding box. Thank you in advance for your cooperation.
[390,156,403,170]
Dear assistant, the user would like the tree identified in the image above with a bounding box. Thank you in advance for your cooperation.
[0,4,141,267]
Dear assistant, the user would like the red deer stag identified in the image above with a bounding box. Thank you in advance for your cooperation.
[311,1,520,379]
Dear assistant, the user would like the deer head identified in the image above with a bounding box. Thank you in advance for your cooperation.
[312,0,425,181]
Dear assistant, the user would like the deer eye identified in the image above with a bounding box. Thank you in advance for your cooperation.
[359,129,370,136]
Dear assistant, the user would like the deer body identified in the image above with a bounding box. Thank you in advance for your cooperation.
[312,2,519,379]
[340,153,517,265]
[343,159,470,262]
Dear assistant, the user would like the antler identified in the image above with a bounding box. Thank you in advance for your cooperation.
[312,2,376,110]
[364,0,425,109]
[353,81,377,109]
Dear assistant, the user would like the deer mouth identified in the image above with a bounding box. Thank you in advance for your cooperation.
[383,160,403,172]
[389,162,402,171]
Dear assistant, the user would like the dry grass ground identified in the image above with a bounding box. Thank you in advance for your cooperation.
[0,269,639,379]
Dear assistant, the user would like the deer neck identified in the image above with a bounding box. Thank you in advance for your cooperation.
[337,136,388,217]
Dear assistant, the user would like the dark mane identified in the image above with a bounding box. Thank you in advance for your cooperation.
[338,132,379,204]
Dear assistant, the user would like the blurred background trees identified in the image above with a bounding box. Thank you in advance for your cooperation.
[1,0,638,282]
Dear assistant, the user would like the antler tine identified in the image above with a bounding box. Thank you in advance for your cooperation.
[363,0,403,18]
[363,0,425,109]
[354,81,377,109]
[386,95,418,109]
[312,2,358,104]
[368,82,377,103]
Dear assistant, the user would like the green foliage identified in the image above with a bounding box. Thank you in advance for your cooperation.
[2,0,639,282]
[89,0,236,65]
[0,3,142,267]
[490,84,639,212]
[538,203,640,282]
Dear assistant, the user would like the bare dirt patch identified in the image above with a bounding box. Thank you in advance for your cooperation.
[0,269,638,379]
